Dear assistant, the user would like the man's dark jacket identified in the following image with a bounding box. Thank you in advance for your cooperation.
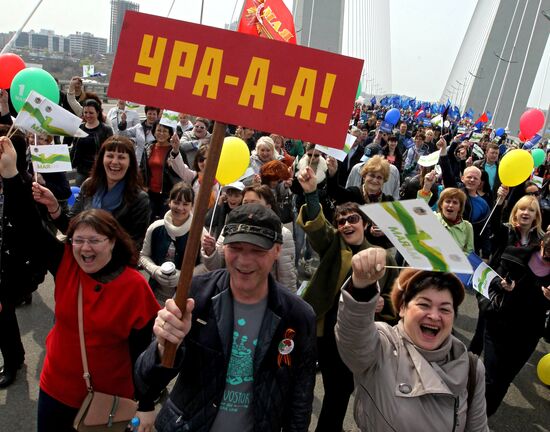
[135,269,317,432]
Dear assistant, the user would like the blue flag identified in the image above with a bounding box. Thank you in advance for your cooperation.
[456,252,500,298]
[450,106,460,119]
[463,108,474,119]
[523,134,542,150]
[370,96,377,105]
[456,253,484,287]
[404,137,415,149]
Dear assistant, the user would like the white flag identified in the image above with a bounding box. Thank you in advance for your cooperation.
[30,144,72,173]
[417,150,441,167]
[14,91,87,138]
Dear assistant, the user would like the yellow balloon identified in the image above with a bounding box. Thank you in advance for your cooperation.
[216,137,250,185]
[498,149,534,187]
[537,353,550,385]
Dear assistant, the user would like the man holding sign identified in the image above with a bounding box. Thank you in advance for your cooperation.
[135,204,316,431]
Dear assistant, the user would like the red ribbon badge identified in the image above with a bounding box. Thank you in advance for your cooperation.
[277,328,296,367]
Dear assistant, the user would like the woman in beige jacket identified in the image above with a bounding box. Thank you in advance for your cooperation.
[335,248,489,432]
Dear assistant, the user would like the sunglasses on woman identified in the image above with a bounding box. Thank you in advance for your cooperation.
[336,214,361,226]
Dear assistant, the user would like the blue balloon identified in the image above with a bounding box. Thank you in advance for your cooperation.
[495,127,505,137]
[385,108,400,125]
[68,186,80,207]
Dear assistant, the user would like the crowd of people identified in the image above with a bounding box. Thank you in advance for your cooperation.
[0,79,549,431]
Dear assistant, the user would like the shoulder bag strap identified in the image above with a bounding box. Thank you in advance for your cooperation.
[78,282,93,391]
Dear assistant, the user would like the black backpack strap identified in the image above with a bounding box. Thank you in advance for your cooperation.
[467,351,478,408]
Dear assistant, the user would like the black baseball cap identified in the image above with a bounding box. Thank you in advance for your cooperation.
[223,204,283,250]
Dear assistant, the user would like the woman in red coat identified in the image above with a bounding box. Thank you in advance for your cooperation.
[0,136,160,432]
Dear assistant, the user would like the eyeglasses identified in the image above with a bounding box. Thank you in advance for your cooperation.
[194,125,206,130]
[526,191,540,197]
[336,214,361,226]
[198,156,207,162]
[70,237,109,246]
[307,153,320,158]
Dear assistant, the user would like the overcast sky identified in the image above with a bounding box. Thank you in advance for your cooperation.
[1,0,549,108]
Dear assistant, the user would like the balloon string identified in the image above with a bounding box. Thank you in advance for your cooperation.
[480,196,503,236]
[208,187,223,236]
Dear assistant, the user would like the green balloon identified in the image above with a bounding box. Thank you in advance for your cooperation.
[531,148,546,168]
[356,80,362,99]
[10,67,60,112]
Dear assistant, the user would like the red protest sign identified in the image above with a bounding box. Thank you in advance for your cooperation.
[109,11,363,149]
[238,0,297,44]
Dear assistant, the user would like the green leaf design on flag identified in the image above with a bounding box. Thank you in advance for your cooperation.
[477,267,492,294]
[31,153,71,164]
[21,102,72,136]
[163,112,179,121]
[381,201,449,271]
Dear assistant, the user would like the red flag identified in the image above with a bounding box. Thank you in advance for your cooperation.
[474,112,488,125]
[238,0,297,44]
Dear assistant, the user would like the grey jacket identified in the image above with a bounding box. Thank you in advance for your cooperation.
[335,283,489,432]
[180,130,211,167]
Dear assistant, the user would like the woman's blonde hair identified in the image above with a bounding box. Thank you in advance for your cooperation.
[360,155,390,182]
[509,195,544,236]
[255,136,278,158]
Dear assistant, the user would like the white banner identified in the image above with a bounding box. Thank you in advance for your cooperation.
[417,150,441,167]
[471,261,499,298]
[360,199,473,273]
[30,144,72,173]
[14,91,87,138]
[315,144,348,162]
[82,65,94,78]
[160,110,179,129]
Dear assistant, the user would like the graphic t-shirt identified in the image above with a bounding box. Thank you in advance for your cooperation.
[210,297,268,432]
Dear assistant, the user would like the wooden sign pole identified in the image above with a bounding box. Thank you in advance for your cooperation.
[161,121,226,367]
